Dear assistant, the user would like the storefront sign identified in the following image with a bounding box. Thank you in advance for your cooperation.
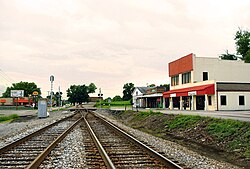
[188,91,197,96]
[170,93,176,97]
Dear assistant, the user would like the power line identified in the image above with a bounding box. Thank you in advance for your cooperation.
[0,69,15,83]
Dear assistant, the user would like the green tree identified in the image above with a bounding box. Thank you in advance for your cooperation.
[112,95,122,101]
[2,81,41,97]
[219,50,237,60]
[88,83,97,93]
[159,84,170,91]
[66,83,97,105]
[104,97,112,102]
[122,83,135,101]
[235,28,250,62]
[147,84,156,87]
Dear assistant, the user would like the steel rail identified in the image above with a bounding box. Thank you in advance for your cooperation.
[0,113,75,154]
[26,116,82,169]
[84,116,116,169]
[93,112,183,169]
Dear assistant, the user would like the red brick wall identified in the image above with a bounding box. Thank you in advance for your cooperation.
[169,53,194,77]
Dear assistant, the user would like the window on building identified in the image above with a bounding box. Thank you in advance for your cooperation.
[208,96,212,105]
[220,95,227,105]
[171,75,179,86]
[239,96,245,105]
[136,91,138,96]
[203,72,208,81]
[182,72,191,84]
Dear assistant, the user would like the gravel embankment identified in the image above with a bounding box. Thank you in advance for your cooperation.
[0,110,74,148]
[96,109,241,169]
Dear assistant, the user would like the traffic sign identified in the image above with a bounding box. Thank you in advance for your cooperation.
[33,91,39,96]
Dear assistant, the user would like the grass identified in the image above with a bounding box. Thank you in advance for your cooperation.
[206,119,247,140]
[135,110,163,119]
[94,100,132,108]
[124,110,250,158]
[0,106,33,110]
[164,114,206,129]
[0,114,19,123]
[206,118,250,156]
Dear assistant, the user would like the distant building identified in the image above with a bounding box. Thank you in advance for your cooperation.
[132,87,149,108]
[0,97,33,106]
[89,96,103,102]
[132,86,168,108]
[163,53,250,110]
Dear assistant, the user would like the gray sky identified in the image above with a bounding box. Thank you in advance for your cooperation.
[0,0,250,98]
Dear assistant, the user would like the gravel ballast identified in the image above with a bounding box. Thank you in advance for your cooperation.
[0,110,74,148]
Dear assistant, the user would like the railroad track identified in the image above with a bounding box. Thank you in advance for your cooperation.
[0,112,82,169]
[0,109,184,168]
[84,112,183,169]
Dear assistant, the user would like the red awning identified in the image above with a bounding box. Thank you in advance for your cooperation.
[0,99,6,103]
[13,99,33,103]
[163,84,215,98]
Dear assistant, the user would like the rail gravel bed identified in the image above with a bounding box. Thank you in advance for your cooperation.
[95,109,241,169]
[0,110,74,149]
[39,125,86,168]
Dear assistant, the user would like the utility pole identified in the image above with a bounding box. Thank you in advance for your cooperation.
[50,75,54,112]
[58,86,61,107]
[98,88,103,110]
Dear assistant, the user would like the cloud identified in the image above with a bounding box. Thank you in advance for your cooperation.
[1,0,250,98]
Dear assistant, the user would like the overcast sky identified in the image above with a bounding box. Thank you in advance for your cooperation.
[0,0,250,98]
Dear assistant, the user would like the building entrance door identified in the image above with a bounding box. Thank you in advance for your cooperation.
[173,97,180,109]
[196,96,205,110]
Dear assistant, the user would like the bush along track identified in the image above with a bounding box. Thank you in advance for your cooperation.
[112,110,250,168]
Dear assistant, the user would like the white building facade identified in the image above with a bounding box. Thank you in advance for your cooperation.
[132,87,148,108]
[163,53,250,111]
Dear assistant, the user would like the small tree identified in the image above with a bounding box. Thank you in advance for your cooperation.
[67,83,97,105]
[159,84,170,91]
[112,95,122,101]
[221,28,250,62]
[219,50,237,60]
[122,83,135,101]
[235,28,250,62]
[147,84,156,87]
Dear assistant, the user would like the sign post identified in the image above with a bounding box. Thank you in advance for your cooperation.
[10,90,24,110]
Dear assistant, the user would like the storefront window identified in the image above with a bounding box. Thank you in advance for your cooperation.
[171,75,179,86]
[182,72,191,84]
[208,96,212,105]
[239,96,245,105]
[203,72,208,81]
[220,95,227,105]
